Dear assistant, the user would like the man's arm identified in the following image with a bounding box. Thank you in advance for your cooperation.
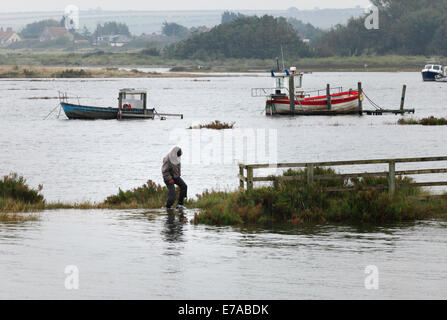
[162,158,174,182]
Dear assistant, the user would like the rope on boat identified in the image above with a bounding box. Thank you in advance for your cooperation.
[43,104,61,120]
[361,89,384,111]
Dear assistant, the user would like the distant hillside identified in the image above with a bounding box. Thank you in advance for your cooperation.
[164,15,311,60]
[0,8,365,35]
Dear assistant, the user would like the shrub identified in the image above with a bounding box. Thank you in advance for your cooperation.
[54,69,91,78]
[0,173,44,204]
[398,116,447,125]
[188,120,235,130]
[103,180,168,208]
[192,168,438,226]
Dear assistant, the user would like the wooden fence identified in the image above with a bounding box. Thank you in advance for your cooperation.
[238,156,447,196]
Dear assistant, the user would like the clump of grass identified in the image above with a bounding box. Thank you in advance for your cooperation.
[0,173,45,222]
[191,168,446,226]
[1,173,44,205]
[0,211,39,223]
[188,120,235,130]
[398,116,447,126]
[103,180,168,209]
[53,69,91,78]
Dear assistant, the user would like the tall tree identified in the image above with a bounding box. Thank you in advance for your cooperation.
[162,22,190,38]
[20,19,60,39]
[94,22,131,37]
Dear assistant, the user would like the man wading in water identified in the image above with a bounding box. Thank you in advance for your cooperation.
[162,147,187,210]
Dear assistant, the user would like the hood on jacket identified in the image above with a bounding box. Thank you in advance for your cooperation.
[168,146,182,165]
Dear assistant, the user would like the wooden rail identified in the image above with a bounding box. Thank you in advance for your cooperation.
[238,156,447,195]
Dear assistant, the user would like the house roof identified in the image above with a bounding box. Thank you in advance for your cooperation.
[0,28,18,42]
[42,27,71,37]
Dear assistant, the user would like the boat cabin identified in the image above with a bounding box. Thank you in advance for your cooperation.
[118,88,147,111]
[422,64,445,81]
[271,67,304,97]
[423,65,443,72]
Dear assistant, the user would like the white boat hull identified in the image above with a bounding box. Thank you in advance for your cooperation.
[267,92,360,115]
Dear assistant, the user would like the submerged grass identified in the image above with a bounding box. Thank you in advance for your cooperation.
[0,65,208,79]
[0,211,39,222]
[102,180,168,209]
[0,174,169,221]
[188,120,235,130]
[43,180,170,210]
[191,168,447,226]
[398,116,447,126]
[0,51,434,72]
[3,171,446,226]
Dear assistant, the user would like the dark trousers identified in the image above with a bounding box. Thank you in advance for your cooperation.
[166,177,187,208]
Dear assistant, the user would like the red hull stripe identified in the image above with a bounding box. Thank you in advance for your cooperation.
[271,92,359,106]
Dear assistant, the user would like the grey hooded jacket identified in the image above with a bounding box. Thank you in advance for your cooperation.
[162,147,182,182]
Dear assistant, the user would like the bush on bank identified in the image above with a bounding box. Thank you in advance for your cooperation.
[192,168,447,226]
[0,173,44,221]
[103,180,169,209]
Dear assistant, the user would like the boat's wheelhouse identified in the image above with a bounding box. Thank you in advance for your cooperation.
[271,67,304,98]
[118,89,147,111]
[422,64,444,81]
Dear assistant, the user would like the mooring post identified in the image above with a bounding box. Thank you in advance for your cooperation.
[388,161,396,195]
[326,84,332,110]
[307,164,314,185]
[247,167,254,191]
[118,92,123,120]
[289,75,295,115]
[358,82,363,115]
[400,84,407,112]
[239,165,245,191]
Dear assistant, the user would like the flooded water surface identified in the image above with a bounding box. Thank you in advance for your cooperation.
[1,210,446,299]
[0,72,446,299]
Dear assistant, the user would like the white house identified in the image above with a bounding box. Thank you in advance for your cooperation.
[0,27,22,47]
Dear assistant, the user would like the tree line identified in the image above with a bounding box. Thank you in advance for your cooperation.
[315,0,447,56]
[164,15,311,60]
[19,20,130,40]
[14,0,447,58]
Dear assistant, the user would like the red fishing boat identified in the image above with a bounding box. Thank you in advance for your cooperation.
[253,67,361,115]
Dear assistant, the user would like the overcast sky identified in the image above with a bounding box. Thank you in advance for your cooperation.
[0,0,371,12]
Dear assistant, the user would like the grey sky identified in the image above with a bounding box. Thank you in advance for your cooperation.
[0,0,371,12]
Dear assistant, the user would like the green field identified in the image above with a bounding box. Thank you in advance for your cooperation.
[0,50,439,72]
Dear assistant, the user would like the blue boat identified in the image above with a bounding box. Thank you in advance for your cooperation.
[61,102,152,120]
[422,64,444,81]
[60,89,155,120]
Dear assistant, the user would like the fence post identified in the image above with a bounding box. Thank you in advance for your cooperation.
[307,164,314,185]
[247,167,254,191]
[289,75,295,115]
[326,84,332,110]
[388,161,396,195]
[239,165,245,191]
[400,84,407,112]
